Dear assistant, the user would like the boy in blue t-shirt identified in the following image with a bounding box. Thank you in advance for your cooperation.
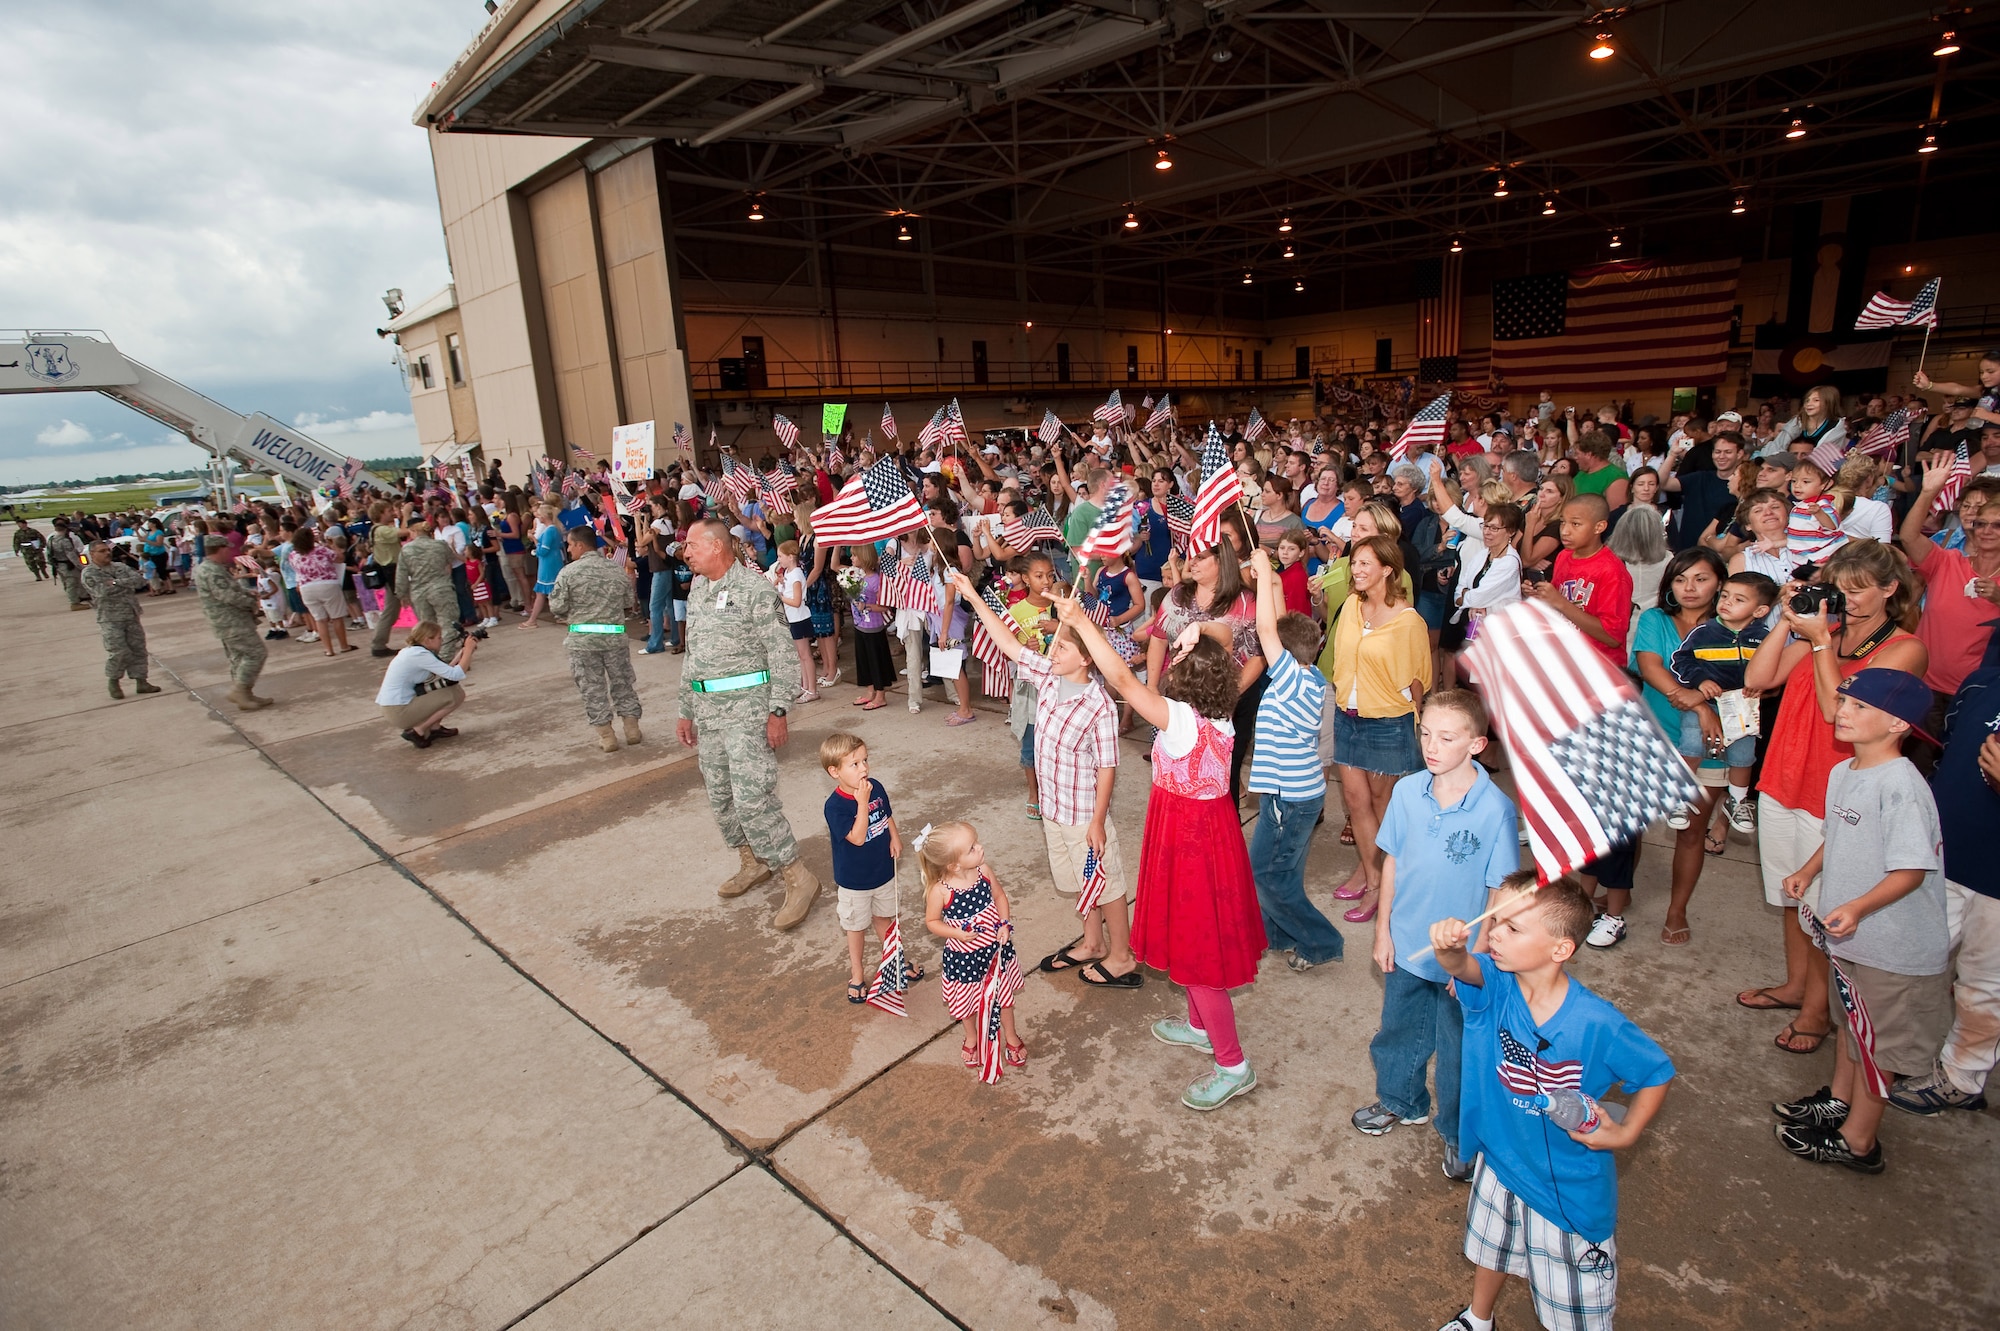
[820,732,919,1002]
[1353,690,1520,1183]
[1429,873,1675,1331]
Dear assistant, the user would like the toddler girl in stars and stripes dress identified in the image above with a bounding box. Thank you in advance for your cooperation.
[920,821,1026,1080]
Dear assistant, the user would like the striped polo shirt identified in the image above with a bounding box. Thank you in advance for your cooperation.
[1248,650,1327,800]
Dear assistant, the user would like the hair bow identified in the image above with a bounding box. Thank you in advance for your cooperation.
[911,822,935,855]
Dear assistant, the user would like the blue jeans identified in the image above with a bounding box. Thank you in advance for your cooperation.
[646,570,677,651]
[1250,792,1343,965]
[1369,965,1464,1152]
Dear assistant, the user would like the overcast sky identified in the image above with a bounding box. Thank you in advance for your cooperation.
[0,2,488,486]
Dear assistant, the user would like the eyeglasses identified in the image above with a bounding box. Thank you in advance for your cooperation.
[1967,520,2000,532]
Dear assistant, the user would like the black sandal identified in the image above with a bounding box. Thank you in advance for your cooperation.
[901,959,925,985]
[846,982,866,1004]
[1078,960,1143,989]
[1038,938,1095,973]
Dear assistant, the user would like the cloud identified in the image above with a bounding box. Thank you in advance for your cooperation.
[36,420,95,446]
[294,410,416,436]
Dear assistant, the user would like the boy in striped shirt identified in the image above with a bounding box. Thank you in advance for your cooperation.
[1246,549,1344,972]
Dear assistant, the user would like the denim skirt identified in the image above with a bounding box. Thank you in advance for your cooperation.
[1333,707,1423,776]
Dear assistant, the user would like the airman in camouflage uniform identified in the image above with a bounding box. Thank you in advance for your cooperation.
[195,534,272,709]
[12,520,47,580]
[676,516,821,930]
[394,524,462,662]
[82,543,160,699]
[548,526,643,751]
[47,519,88,609]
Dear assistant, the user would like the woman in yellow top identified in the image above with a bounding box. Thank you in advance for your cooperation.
[1325,534,1432,923]
[1313,501,1415,672]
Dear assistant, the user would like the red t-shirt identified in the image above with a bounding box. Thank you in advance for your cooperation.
[1446,438,1485,458]
[1759,632,1915,817]
[1279,560,1312,617]
[1913,545,1998,694]
[1551,545,1633,667]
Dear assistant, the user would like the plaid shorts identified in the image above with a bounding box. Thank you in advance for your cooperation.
[1464,1158,1617,1331]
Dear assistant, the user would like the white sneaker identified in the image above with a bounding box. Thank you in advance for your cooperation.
[481,616,500,628]
[1586,913,1627,949]
[1724,793,1758,834]
[298,631,320,643]
[1666,804,1692,830]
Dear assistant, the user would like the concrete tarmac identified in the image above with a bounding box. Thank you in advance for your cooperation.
[1,561,1993,1329]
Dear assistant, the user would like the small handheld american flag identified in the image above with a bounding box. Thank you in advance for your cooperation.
[1093,389,1122,425]
[1806,431,1850,479]
[723,459,759,506]
[1075,481,1138,562]
[975,942,1021,1085]
[1186,422,1242,552]
[825,437,845,470]
[1076,844,1110,916]
[1854,277,1940,330]
[880,403,898,440]
[1800,900,1890,1095]
[1008,506,1061,548]
[1038,409,1063,444]
[1459,598,1698,882]
[1243,407,1268,443]
[886,554,938,614]
[1391,393,1452,462]
[572,444,598,464]
[968,584,1015,697]
[1855,408,1912,459]
[865,916,909,1017]
[917,405,951,450]
[1163,492,1195,547]
[1934,439,1974,512]
[807,455,926,546]
[1145,395,1174,432]
[672,421,693,456]
[771,413,801,449]
[622,489,648,516]
[945,398,971,449]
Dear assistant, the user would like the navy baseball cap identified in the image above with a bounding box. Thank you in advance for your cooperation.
[1837,668,1936,743]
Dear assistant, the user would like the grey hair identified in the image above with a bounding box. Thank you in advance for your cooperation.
[1456,454,1494,484]
[1389,462,1426,491]
[1608,506,1667,566]
[1503,451,1542,486]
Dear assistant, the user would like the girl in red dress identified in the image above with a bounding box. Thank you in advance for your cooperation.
[1055,597,1266,1111]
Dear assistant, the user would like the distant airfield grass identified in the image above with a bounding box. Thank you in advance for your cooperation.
[2,482,278,520]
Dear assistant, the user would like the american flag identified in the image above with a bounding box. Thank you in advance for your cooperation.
[1162,491,1195,546]
[864,917,909,1017]
[807,455,926,546]
[701,471,729,508]
[1038,409,1063,444]
[917,405,951,450]
[1855,407,1913,459]
[1186,422,1243,551]
[561,474,584,499]
[572,444,598,463]
[1855,277,1940,330]
[1492,258,1740,393]
[1806,431,1851,479]
[1078,587,1112,628]
[1076,844,1110,916]
[826,438,845,470]
[1093,389,1123,425]
[880,403,898,440]
[332,455,364,497]
[1799,901,1890,1097]
[1416,252,1465,382]
[1459,598,1698,881]
[1145,395,1174,432]
[771,413,801,449]
[944,399,971,449]
[671,421,693,456]
[723,459,759,507]
[759,460,799,512]
[622,489,648,516]
[1004,506,1061,550]
[886,554,938,614]
[969,584,1015,697]
[977,943,1023,1085]
[1497,1027,1584,1096]
[1934,440,1974,512]
[1141,392,1154,408]
[1075,481,1138,561]
[1390,392,1452,462]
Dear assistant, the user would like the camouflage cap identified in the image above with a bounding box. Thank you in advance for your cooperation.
[203,535,233,552]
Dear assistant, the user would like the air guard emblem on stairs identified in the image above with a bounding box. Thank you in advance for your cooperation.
[24,342,80,384]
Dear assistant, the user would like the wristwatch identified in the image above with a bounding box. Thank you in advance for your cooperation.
[769,705,788,718]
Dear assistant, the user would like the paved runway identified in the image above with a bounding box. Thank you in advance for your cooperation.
[2,560,1993,1329]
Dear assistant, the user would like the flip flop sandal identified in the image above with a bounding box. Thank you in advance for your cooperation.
[860,700,886,711]
[961,1042,980,1068]
[1025,802,1042,821]
[901,960,925,985]
[847,982,867,1005]
[1078,960,1143,989]
[1736,988,1802,1012]
[1339,819,1356,846]
[1775,1024,1830,1055]
[1004,1041,1027,1068]
[1038,943,1095,973]
[1660,925,1692,947]
[1704,829,1728,855]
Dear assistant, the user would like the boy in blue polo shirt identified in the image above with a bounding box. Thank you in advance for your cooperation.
[1246,549,1343,971]
[1353,689,1520,1182]
[1428,874,1675,1331]
[820,732,918,1004]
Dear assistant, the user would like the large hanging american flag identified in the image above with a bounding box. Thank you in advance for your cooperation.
[1093,389,1123,425]
[1855,277,1940,330]
[1075,481,1138,562]
[1145,395,1174,432]
[807,455,926,545]
[1415,253,1466,384]
[1390,392,1452,462]
[771,413,801,449]
[1243,407,1269,443]
[1459,598,1697,882]
[1186,422,1242,552]
[1934,440,1974,512]
[864,917,909,1017]
[1038,409,1063,444]
[1855,407,1914,459]
[880,403,898,440]
[1491,258,1740,393]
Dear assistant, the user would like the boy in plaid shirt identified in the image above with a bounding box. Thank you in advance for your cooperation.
[954,570,1139,987]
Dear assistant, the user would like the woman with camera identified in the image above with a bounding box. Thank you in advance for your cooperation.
[1737,540,1926,1054]
[377,619,478,749]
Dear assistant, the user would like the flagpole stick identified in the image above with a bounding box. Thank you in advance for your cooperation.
[1404,883,1542,964]
[1916,323,1934,377]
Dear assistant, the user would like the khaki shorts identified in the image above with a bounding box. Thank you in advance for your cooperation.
[299,578,348,621]
[1828,956,1952,1077]
[1042,817,1127,905]
[381,683,462,732]
[836,881,898,932]
[1758,796,1822,910]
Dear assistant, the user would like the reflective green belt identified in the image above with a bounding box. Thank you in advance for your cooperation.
[689,670,769,693]
[567,623,626,634]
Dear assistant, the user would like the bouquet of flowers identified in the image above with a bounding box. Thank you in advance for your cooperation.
[835,566,866,600]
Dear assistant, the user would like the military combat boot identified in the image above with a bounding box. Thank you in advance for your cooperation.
[226,685,272,710]
[595,724,620,753]
[133,680,162,694]
[622,716,643,745]
[772,859,822,931]
[108,680,124,699]
[716,845,772,899]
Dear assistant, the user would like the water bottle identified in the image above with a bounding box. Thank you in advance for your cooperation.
[1534,1089,1603,1134]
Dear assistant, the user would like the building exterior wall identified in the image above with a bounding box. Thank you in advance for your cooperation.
[595,147,695,444]
[527,168,624,461]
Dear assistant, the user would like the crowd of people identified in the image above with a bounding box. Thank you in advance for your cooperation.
[21,349,2000,1331]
